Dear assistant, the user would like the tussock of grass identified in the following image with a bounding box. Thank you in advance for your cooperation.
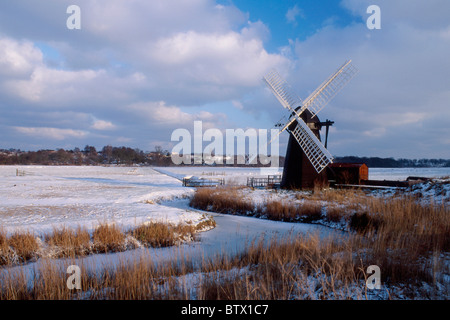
[131,223,176,248]
[0,229,8,252]
[349,212,382,234]
[7,232,38,264]
[197,234,363,300]
[194,216,217,231]
[92,224,127,254]
[0,229,15,266]
[190,187,253,215]
[263,200,322,222]
[45,226,91,258]
[325,206,346,223]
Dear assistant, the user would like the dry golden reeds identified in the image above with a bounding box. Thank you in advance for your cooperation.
[7,231,39,263]
[92,223,127,253]
[0,186,448,300]
[189,187,254,215]
[0,225,448,300]
[0,216,216,267]
[131,222,176,248]
[45,226,91,258]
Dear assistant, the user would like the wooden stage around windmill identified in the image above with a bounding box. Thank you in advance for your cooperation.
[245,164,422,190]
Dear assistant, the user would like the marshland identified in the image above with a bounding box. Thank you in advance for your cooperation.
[0,165,449,300]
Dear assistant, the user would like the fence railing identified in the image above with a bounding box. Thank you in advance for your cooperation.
[182,177,225,187]
[247,175,282,189]
[16,169,34,176]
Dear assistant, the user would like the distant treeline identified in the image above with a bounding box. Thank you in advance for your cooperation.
[334,156,450,168]
[0,146,172,166]
[0,147,449,167]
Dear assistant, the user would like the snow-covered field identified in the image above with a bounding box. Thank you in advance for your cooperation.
[0,166,201,236]
[2,164,449,236]
[0,165,335,282]
[369,167,450,181]
[0,165,336,260]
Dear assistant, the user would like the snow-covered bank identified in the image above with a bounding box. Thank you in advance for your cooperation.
[0,166,200,236]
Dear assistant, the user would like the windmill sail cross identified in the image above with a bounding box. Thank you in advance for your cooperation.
[262,60,357,187]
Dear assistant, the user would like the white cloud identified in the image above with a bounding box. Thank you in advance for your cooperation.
[150,29,288,87]
[286,5,303,25]
[0,1,288,111]
[127,101,226,128]
[6,66,101,102]
[14,127,88,140]
[232,100,244,110]
[0,38,43,77]
[91,120,116,131]
[363,127,386,138]
[0,37,148,107]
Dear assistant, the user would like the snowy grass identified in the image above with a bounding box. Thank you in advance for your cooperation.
[45,226,91,258]
[263,199,323,222]
[1,231,446,300]
[0,216,216,267]
[129,219,216,248]
[189,185,450,298]
[92,224,127,254]
[0,232,361,300]
[189,186,254,215]
[0,229,39,265]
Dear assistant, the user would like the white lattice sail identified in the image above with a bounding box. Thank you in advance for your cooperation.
[301,60,358,118]
[263,69,303,112]
[288,118,333,173]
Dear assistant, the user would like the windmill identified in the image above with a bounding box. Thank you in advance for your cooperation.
[263,60,358,189]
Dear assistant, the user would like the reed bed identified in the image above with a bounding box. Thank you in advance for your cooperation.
[0,216,215,267]
[0,186,448,299]
[1,228,446,300]
[188,185,449,297]
[189,186,254,215]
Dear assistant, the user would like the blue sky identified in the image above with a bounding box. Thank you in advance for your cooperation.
[223,0,361,49]
[0,0,449,159]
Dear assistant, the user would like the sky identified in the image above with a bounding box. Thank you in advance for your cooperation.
[0,0,449,159]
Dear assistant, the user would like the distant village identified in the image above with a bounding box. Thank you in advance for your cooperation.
[0,146,449,168]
